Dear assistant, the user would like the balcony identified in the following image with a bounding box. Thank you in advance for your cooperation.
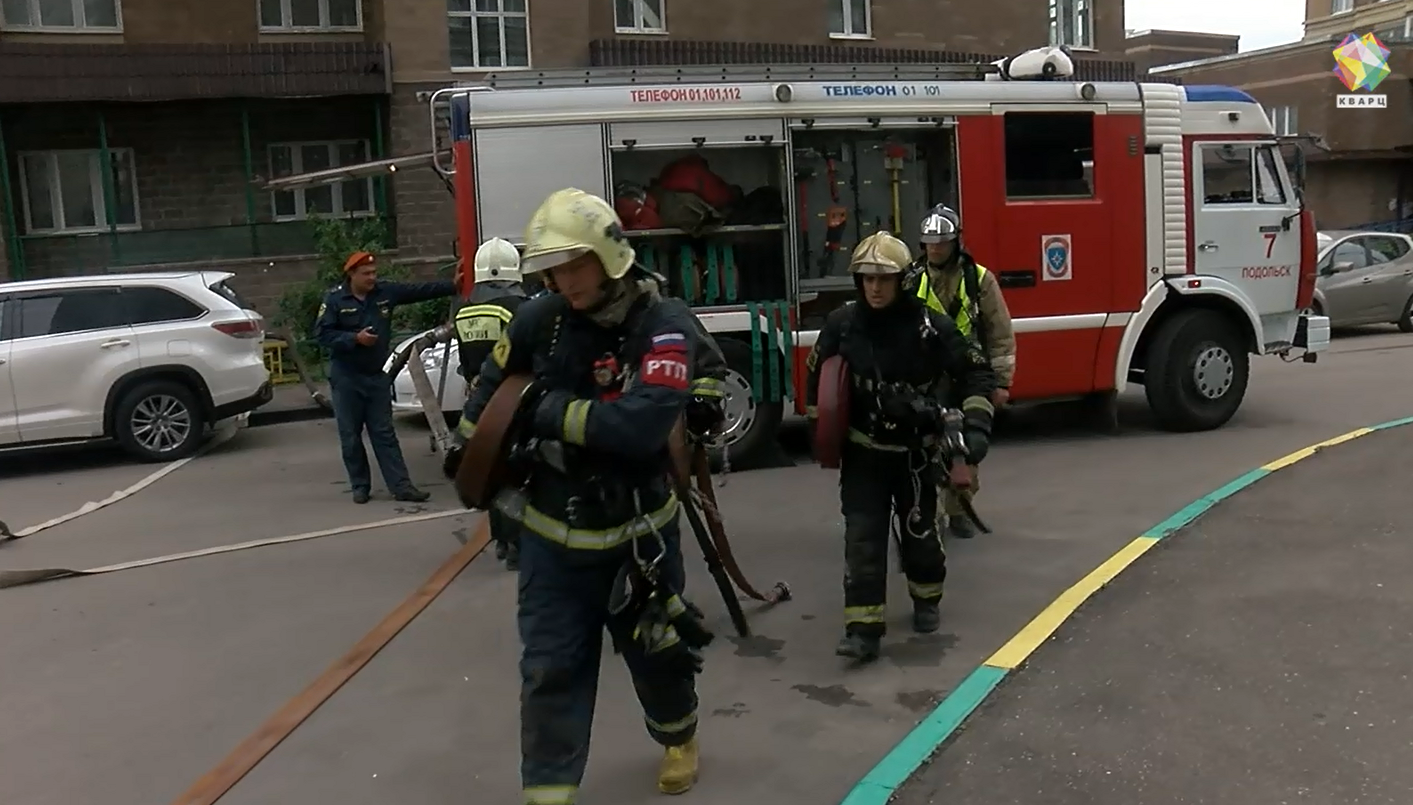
[0,42,390,103]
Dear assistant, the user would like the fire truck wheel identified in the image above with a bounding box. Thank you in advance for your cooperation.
[1143,308,1250,433]
[1396,294,1413,333]
[710,337,785,470]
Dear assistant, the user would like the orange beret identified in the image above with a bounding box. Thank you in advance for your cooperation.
[343,251,375,273]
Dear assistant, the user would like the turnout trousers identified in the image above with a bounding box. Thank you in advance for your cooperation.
[328,368,413,494]
[517,522,699,804]
[840,441,947,637]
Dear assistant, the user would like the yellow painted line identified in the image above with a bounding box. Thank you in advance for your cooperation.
[985,536,1160,670]
[1260,427,1372,471]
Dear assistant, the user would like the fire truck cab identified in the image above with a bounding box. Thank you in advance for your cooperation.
[430,53,1329,466]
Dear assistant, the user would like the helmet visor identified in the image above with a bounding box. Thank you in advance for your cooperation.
[521,246,589,274]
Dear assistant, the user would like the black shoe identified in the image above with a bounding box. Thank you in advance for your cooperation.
[352,488,371,504]
[503,544,519,571]
[835,632,881,661]
[913,600,941,633]
[948,517,978,540]
[494,541,509,561]
[393,486,431,503]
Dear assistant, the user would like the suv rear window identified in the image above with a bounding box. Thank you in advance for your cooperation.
[209,279,256,312]
[122,286,207,325]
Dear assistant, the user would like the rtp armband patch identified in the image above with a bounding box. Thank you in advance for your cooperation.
[642,349,690,390]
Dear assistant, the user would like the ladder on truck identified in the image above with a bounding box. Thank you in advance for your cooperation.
[466,61,1000,89]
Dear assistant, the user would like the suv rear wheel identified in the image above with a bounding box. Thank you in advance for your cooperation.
[114,380,206,462]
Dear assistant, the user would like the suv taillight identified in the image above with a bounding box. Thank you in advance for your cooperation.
[212,320,262,338]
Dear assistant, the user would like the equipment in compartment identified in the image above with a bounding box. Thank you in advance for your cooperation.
[611,146,789,306]
[792,128,958,282]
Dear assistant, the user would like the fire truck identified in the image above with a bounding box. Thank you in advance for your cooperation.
[420,52,1329,467]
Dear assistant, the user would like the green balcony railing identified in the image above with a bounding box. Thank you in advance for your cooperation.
[15,217,397,278]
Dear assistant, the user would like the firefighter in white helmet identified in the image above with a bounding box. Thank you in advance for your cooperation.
[806,232,996,662]
[458,188,710,801]
[443,236,528,568]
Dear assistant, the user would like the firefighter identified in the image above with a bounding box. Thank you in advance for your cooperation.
[806,232,996,662]
[460,188,710,802]
[444,236,529,569]
[907,204,1016,539]
[314,251,458,504]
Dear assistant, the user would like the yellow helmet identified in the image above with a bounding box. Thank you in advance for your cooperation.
[848,232,912,275]
[521,188,636,279]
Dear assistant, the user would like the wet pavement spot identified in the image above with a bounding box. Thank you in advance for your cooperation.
[800,614,816,620]
[711,702,749,718]
[885,632,959,667]
[452,527,469,545]
[727,634,785,660]
[791,683,869,707]
[895,689,944,712]
[394,504,431,515]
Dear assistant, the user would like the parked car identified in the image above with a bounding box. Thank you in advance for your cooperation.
[1313,230,1413,331]
[0,271,273,462]
[386,331,466,420]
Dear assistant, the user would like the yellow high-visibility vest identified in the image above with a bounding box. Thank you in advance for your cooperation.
[915,264,988,337]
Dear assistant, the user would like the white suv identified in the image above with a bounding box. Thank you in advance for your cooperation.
[0,271,272,462]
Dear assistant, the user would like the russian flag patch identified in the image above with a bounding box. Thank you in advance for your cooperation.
[651,332,687,352]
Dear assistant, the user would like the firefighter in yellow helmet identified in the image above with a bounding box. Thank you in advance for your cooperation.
[443,236,528,569]
[805,232,996,662]
[458,189,709,801]
[906,204,1016,539]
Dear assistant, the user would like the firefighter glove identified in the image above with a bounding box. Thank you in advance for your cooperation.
[441,444,464,480]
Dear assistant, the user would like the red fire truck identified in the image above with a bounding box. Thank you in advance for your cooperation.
[425,56,1328,467]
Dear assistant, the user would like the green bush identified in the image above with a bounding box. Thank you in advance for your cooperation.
[272,216,457,374]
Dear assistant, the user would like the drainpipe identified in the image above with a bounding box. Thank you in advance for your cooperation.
[96,109,120,265]
[240,103,261,256]
[372,100,387,216]
[0,111,26,279]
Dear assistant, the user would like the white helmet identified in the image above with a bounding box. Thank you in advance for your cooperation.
[473,236,522,283]
[521,188,636,280]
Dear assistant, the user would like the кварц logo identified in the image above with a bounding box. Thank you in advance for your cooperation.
[1333,32,1390,108]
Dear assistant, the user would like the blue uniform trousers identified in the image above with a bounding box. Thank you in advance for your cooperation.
[328,369,412,493]
[517,523,698,803]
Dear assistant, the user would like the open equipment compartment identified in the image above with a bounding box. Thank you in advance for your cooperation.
[789,119,959,328]
[607,117,790,310]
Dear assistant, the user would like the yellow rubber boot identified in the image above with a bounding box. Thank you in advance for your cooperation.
[658,736,699,794]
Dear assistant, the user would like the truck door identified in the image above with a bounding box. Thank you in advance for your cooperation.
[1190,141,1300,317]
[956,107,1146,398]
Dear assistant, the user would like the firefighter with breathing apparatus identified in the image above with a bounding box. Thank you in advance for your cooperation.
[444,236,529,569]
[459,188,712,801]
[906,204,1016,539]
[807,231,997,662]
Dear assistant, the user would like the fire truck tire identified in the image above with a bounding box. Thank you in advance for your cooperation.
[711,336,784,470]
[1143,308,1249,433]
[1395,294,1413,333]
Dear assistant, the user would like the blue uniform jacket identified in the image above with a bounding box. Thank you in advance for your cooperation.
[462,292,699,550]
[314,279,457,376]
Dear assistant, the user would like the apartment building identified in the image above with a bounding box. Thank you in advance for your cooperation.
[1150,0,1413,229]
[1,0,1135,310]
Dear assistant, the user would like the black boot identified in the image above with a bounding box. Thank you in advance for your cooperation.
[913,599,941,633]
[352,488,371,504]
[503,542,519,571]
[393,486,431,503]
[835,632,881,661]
[947,516,978,540]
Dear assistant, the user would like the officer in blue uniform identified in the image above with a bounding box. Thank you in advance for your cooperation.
[314,250,458,504]
[461,189,708,802]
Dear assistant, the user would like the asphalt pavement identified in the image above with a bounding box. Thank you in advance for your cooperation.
[895,417,1413,805]
[0,326,1409,805]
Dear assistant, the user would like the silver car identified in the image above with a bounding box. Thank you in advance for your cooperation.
[1313,230,1413,331]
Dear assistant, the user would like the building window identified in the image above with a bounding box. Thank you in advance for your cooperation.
[614,0,664,33]
[0,0,120,30]
[1048,0,1093,49]
[17,149,139,235]
[829,0,870,38]
[449,0,530,70]
[258,0,360,30]
[1003,112,1095,198]
[1266,105,1298,136]
[268,141,374,221]
[1331,0,1352,12]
